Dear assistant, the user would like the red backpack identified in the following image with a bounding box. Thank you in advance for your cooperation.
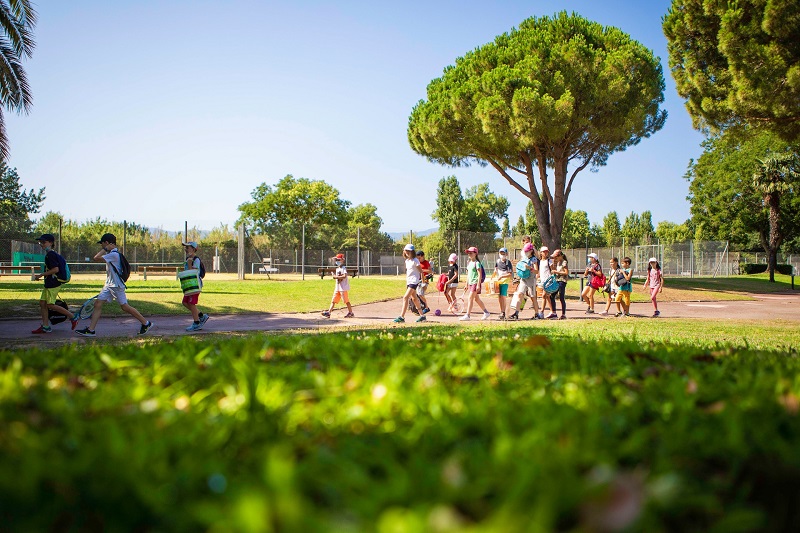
[437,273,449,292]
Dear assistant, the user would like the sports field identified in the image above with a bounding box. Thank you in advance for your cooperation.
[1,274,799,530]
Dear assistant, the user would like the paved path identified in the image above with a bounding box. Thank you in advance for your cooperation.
[2,292,798,347]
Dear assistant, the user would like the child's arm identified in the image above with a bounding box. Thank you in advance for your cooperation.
[93,249,107,262]
[34,265,59,281]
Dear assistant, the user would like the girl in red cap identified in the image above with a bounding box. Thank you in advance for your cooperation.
[322,253,354,318]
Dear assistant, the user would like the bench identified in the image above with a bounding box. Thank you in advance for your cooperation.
[318,267,359,279]
[141,266,180,280]
[0,265,37,280]
[257,258,279,279]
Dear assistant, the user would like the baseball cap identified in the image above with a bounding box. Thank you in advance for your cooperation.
[182,241,199,249]
[416,250,425,256]
[552,248,562,256]
[523,243,533,252]
[587,253,599,260]
[335,253,345,260]
[499,247,508,254]
[539,246,549,253]
[464,246,478,254]
[98,233,117,244]
[448,253,458,262]
[403,243,415,252]
[648,257,658,263]
[36,233,55,243]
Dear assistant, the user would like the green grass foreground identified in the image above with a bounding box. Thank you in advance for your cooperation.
[1,323,799,531]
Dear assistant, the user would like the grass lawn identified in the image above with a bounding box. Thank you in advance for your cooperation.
[1,322,799,531]
[0,275,408,317]
[2,272,796,319]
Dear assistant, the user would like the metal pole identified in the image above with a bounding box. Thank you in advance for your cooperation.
[237,224,245,280]
[58,217,62,255]
[123,220,127,257]
[301,224,306,280]
[357,227,361,275]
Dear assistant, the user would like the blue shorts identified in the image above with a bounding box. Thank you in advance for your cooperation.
[407,283,418,290]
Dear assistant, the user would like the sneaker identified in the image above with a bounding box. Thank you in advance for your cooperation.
[186,322,202,332]
[70,317,79,330]
[422,308,430,314]
[31,325,52,334]
[482,311,490,320]
[615,312,623,317]
[537,313,544,320]
[321,311,331,318]
[138,321,153,335]
[559,315,566,320]
[653,310,660,317]
[499,313,506,320]
[393,316,405,323]
[416,316,427,323]
[508,311,519,320]
[599,311,609,316]
[199,313,210,328]
[585,308,595,314]
[459,314,471,321]
[75,327,96,337]
[344,312,355,318]
[547,313,558,319]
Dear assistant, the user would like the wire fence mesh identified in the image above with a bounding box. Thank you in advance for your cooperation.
[1,217,798,278]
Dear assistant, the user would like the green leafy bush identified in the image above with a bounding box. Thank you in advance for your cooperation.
[1,329,799,531]
[742,263,794,275]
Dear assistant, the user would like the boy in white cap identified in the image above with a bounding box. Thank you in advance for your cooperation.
[394,244,427,323]
[183,241,210,331]
[444,253,459,308]
[508,243,540,320]
[494,247,513,319]
[322,253,354,318]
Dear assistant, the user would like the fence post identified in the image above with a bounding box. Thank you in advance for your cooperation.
[237,224,245,280]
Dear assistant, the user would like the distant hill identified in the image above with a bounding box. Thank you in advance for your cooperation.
[388,228,438,241]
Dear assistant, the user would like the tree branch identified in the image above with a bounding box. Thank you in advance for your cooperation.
[564,152,595,200]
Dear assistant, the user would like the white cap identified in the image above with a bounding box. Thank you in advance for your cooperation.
[648,257,658,263]
[588,253,599,260]
[539,246,549,253]
[404,243,415,252]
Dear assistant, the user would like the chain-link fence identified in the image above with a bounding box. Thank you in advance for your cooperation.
[1,216,798,279]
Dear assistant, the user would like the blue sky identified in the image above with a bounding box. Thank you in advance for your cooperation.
[7,0,703,234]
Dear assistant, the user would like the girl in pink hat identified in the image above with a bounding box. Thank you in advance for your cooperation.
[460,246,490,321]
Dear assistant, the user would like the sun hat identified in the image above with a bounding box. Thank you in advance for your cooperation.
[98,233,117,244]
[499,247,508,254]
[648,257,658,263]
[403,243,415,252]
[539,246,549,253]
[587,253,599,260]
[523,243,534,253]
[36,233,55,243]
[335,253,345,260]
[464,246,478,254]
[182,241,199,249]
[448,253,458,262]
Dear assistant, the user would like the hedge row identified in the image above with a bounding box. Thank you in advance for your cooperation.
[741,263,794,275]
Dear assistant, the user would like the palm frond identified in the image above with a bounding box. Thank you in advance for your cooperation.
[0,106,9,163]
[8,0,35,28]
[0,36,31,112]
[0,1,34,58]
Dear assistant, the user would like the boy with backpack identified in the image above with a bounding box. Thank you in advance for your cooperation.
[182,241,210,331]
[31,233,79,333]
[75,233,153,337]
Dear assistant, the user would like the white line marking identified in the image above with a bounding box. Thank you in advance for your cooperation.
[685,304,727,308]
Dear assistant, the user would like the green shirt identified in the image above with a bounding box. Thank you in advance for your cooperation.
[467,260,482,285]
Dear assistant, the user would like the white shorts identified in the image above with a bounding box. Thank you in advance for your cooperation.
[447,283,458,289]
[97,286,128,305]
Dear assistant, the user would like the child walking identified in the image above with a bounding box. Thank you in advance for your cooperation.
[617,257,634,317]
[601,257,622,316]
[75,233,153,337]
[645,257,664,317]
[509,243,540,320]
[538,246,554,319]
[460,246,490,321]
[394,244,427,323]
[494,247,513,319]
[322,253,355,318]
[183,241,210,331]
[444,253,459,308]
[581,253,603,314]
[414,250,433,313]
[31,233,79,333]
[549,249,569,320]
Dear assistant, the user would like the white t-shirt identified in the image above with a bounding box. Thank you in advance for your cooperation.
[538,257,552,281]
[103,248,125,289]
[334,265,350,292]
[405,257,421,285]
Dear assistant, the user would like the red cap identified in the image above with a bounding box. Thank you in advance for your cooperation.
[464,246,478,254]
[335,253,344,260]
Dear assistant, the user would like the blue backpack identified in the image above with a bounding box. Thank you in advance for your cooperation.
[50,251,70,284]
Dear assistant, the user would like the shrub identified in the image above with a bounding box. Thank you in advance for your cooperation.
[742,263,794,275]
